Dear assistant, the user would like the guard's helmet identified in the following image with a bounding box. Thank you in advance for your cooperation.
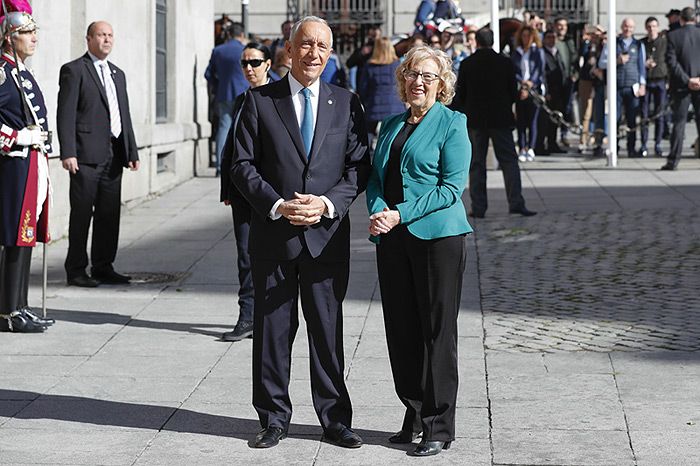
[1,0,37,46]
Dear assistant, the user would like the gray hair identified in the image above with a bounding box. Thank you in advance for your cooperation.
[289,16,333,48]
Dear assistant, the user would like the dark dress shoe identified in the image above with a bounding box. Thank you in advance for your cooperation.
[67,275,100,288]
[660,163,677,171]
[389,430,420,444]
[92,269,131,284]
[509,207,537,217]
[253,427,287,448]
[468,210,485,219]
[221,320,253,342]
[324,426,363,448]
[22,307,55,326]
[0,311,46,333]
[411,439,452,457]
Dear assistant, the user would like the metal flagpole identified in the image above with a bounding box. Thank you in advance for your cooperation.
[607,0,617,167]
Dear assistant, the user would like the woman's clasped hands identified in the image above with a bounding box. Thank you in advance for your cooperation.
[368,207,401,236]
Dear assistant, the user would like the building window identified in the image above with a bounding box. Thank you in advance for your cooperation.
[156,0,167,122]
[157,151,174,173]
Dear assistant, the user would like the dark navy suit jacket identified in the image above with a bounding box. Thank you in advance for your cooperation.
[230,75,370,261]
[205,39,249,102]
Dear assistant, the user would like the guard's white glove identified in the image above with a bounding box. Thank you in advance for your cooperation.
[16,127,47,146]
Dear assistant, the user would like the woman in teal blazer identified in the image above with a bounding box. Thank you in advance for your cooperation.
[366,45,472,457]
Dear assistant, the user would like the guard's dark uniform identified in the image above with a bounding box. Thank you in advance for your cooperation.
[0,50,52,332]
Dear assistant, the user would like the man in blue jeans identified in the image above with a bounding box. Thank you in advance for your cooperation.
[205,22,248,174]
[615,18,646,157]
[600,19,647,157]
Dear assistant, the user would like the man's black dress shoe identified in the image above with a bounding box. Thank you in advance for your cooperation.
[411,439,451,457]
[67,275,100,288]
[660,163,677,171]
[0,310,46,333]
[324,426,363,448]
[468,211,485,219]
[222,320,253,342]
[92,269,131,284]
[253,427,287,448]
[509,207,537,217]
[389,430,421,444]
[22,307,55,327]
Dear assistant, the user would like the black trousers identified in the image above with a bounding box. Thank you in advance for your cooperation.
[376,227,466,442]
[251,251,352,431]
[667,90,700,167]
[230,202,253,322]
[468,127,526,215]
[0,246,32,313]
[64,144,123,279]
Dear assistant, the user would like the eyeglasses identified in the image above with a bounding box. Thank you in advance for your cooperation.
[241,59,265,68]
[403,69,440,84]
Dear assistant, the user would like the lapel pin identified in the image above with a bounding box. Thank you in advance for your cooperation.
[328,99,333,105]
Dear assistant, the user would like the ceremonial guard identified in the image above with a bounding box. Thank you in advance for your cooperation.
[0,1,54,332]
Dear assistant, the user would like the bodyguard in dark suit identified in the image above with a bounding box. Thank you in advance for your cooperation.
[452,28,535,218]
[230,17,370,449]
[57,21,139,287]
[662,7,700,170]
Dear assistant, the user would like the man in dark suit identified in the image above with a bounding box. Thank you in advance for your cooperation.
[662,7,700,170]
[57,21,139,287]
[205,22,248,175]
[230,16,370,449]
[537,29,568,154]
[452,28,535,218]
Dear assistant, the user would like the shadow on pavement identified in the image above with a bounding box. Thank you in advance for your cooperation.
[46,308,228,338]
[0,389,401,448]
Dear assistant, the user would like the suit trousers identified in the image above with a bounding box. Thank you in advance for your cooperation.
[0,246,32,313]
[376,226,466,442]
[64,141,123,279]
[230,202,253,322]
[468,127,526,215]
[667,90,700,167]
[251,250,352,431]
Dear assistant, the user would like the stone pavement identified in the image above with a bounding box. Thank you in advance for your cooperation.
[1,149,700,465]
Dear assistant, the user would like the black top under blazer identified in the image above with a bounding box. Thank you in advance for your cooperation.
[230,75,370,262]
[57,53,138,166]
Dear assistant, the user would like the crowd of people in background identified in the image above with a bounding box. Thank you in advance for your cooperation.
[208,3,699,173]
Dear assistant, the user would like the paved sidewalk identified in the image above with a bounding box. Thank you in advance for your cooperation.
[1,151,699,465]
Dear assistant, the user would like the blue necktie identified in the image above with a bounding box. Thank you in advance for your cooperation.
[300,88,313,158]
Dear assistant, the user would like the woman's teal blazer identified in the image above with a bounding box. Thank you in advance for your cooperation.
[366,102,473,243]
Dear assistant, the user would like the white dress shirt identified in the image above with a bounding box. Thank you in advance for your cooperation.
[269,74,336,220]
[87,51,109,85]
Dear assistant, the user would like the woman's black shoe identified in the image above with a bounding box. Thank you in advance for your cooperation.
[388,430,420,444]
[410,439,451,456]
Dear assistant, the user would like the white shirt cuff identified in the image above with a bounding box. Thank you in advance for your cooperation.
[320,195,336,218]
[269,198,284,220]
